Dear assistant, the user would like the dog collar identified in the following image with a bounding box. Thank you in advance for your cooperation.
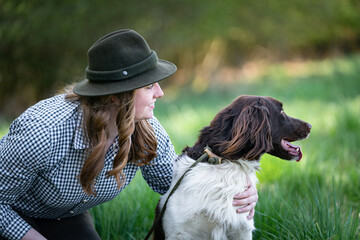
[204,146,227,164]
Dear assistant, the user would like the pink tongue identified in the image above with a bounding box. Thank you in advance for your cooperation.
[281,140,302,161]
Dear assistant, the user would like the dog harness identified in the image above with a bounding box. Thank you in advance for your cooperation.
[144,146,220,240]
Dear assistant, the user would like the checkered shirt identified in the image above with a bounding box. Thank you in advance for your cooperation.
[0,94,177,240]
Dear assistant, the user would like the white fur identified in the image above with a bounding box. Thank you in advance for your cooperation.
[159,155,260,240]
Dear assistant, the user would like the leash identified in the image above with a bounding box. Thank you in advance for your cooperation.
[143,147,218,240]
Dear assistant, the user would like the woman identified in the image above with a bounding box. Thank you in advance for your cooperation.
[0,29,258,240]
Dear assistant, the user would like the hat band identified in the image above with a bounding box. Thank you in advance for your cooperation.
[85,50,158,82]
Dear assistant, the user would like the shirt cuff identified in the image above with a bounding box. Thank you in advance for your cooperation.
[2,214,32,240]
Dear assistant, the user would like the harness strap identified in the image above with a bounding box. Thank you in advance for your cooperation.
[143,148,210,240]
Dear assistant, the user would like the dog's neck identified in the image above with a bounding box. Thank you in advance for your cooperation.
[183,144,216,163]
[205,147,261,172]
[184,145,261,165]
[184,143,261,163]
[233,159,261,173]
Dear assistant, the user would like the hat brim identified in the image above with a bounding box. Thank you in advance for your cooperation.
[73,60,177,96]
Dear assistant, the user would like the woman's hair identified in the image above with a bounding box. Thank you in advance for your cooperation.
[65,86,157,195]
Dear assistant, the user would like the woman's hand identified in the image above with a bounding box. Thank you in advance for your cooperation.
[22,228,47,240]
[232,180,258,220]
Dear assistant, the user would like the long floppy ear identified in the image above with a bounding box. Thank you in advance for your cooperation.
[220,104,272,160]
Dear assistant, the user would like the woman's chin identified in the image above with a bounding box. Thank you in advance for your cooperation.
[135,112,154,121]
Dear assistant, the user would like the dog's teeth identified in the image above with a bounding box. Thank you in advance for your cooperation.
[296,148,300,152]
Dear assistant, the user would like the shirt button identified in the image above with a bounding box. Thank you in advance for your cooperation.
[69,211,74,214]
[82,199,88,204]
[57,218,61,221]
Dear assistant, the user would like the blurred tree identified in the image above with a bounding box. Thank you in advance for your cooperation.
[0,0,359,118]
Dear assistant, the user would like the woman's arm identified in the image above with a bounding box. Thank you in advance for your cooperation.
[22,228,47,240]
[140,117,177,194]
[0,116,50,239]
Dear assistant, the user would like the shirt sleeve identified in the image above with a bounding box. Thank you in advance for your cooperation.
[0,114,51,240]
[140,117,177,195]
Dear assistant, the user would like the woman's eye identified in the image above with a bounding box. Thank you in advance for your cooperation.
[146,84,154,89]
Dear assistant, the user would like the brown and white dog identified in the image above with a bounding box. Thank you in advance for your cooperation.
[154,95,311,240]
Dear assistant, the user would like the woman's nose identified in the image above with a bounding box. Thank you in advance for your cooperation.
[154,83,164,98]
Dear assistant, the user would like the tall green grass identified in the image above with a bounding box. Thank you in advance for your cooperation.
[1,55,359,239]
[88,55,360,239]
[89,172,159,239]
[255,181,359,239]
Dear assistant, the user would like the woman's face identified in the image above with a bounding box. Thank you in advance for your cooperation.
[134,82,164,121]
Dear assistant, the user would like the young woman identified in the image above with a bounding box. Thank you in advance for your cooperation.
[0,29,258,240]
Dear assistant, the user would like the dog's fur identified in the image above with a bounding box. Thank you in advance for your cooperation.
[154,95,311,240]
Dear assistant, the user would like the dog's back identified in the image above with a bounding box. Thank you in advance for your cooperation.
[157,155,258,240]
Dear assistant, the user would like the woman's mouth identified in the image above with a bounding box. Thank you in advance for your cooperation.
[149,103,155,109]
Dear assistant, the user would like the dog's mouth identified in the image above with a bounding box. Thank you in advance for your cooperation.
[281,139,302,162]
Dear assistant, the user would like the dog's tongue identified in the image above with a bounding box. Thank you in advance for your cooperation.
[281,139,303,162]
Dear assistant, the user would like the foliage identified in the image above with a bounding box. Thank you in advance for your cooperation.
[255,181,359,239]
[86,54,360,239]
[1,0,360,117]
[90,171,159,240]
[0,53,359,240]
[1,1,360,237]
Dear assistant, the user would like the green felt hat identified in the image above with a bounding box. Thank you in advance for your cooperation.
[74,29,177,96]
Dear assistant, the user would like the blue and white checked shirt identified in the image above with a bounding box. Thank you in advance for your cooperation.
[0,94,177,240]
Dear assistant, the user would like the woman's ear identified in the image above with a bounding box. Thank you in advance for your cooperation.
[110,95,121,106]
[222,104,272,160]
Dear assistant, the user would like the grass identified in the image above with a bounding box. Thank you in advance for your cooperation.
[1,54,359,239]
[89,54,360,239]
[255,181,359,239]
[89,171,159,240]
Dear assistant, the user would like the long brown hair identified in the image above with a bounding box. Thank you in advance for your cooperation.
[65,86,157,195]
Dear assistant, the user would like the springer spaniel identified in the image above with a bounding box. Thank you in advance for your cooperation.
[154,95,311,240]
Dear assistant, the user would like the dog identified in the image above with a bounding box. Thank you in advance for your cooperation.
[153,95,311,240]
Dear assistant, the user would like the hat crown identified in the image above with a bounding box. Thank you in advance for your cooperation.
[73,29,177,96]
[87,29,151,73]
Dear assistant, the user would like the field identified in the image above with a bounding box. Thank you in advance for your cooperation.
[90,55,360,239]
[1,55,359,239]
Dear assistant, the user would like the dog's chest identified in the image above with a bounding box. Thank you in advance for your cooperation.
[160,155,259,233]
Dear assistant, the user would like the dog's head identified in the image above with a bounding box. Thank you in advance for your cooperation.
[190,95,311,162]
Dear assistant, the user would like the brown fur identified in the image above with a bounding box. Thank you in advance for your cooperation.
[185,95,310,161]
[153,95,311,240]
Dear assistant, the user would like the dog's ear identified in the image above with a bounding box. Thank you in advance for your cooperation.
[221,103,272,160]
